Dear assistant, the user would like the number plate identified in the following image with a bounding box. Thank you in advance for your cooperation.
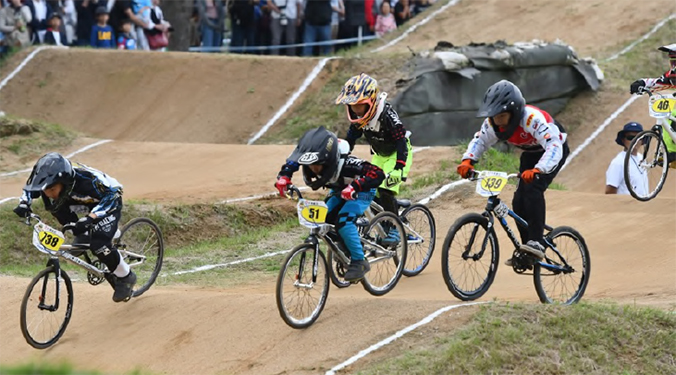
[649,96,676,118]
[476,171,508,197]
[34,222,65,252]
[297,199,329,228]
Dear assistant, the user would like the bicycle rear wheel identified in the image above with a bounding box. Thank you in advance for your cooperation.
[400,204,436,277]
[623,130,669,201]
[534,226,590,304]
[116,217,164,297]
[441,213,499,301]
[361,212,407,296]
[276,244,330,329]
[20,267,74,349]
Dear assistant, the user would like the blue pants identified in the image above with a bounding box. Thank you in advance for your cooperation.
[326,188,376,261]
[302,24,331,56]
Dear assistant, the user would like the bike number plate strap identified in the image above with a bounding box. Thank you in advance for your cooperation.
[649,96,676,118]
[476,171,508,197]
[297,199,329,228]
[33,222,65,253]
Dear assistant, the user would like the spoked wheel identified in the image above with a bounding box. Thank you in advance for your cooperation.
[327,249,351,289]
[116,217,164,297]
[276,244,330,329]
[624,130,669,201]
[400,204,436,277]
[441,213,499,301]
[535,226,590,304]
[360,212,407,296]
[20,267,74,349]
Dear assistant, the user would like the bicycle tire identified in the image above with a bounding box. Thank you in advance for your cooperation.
[116,217,165,297]
[327,250,351,289]
[20,267,74,349]
[400,204,436,277]
[534,226,590,304]
[623,130,669,201]
[441,213,499,301]
[276,244,330,329]
[361,211,407,296]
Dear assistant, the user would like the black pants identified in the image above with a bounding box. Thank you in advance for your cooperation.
[512,142,570,244]
[51,201,123,272]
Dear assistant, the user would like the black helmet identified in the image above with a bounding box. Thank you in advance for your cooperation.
[24,152,75,210]
[288,127,341,190]
[477,80,526,141]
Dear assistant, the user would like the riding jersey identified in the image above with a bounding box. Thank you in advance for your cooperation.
[278,155,385,192]
[640,67,676,90]
[463,105,568,174]
[345,93,409,169]
[21,163,123,223]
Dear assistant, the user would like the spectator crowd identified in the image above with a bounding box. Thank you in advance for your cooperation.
[0,0,436,56]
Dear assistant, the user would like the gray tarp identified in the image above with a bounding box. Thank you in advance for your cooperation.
[392,40,603,146]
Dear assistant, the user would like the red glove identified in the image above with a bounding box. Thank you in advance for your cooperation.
[275,176,291,197]
[341,185,356,200]
[456,159,474,179]
[520,168,541,183]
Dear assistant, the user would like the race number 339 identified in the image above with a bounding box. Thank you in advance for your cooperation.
[39,231,64,251]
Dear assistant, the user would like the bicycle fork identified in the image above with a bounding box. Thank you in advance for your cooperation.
[38,258,63,312]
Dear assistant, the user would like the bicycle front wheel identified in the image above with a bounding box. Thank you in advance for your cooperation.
[534,226,590,304]
[117,217,164,297]
[441,213,499,301]
[624,130,669,201]
[400,204,436,277]
[361,212,407,296]
[276,244,330,329]
[20,267,74,349]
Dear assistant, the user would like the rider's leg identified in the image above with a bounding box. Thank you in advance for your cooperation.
[338,189,376,281]
[661,120,676,167]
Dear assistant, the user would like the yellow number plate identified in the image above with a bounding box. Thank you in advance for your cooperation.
[481,176,507,192]
[651,98,676,113]
[38,230,65,251]
[297,199,329,228]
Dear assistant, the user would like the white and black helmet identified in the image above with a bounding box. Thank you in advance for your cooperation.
[288,127,347,190]
[477,80,526,141]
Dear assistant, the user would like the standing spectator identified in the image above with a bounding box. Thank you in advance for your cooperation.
[393,0,409,26]
[90,5,114,48]
[229,0,255,54]
[131,0,153,50]
[374,0,395,37]
[197,0,224,50]
[59,0,76,45]
[302,0,331,56]
[116,17,136,48]
[330,0,344,52]
[43,12,63,44]
[606,122,648,195]
[143,0,171,51]
[267,0,300,55]
[411,0,430,15]
[364,0,374,35]
[25,0,53,43]
[0,0,32,48]
[109,0,146,43]
[74,0,96,46]
[340,0,365,50]
[255,0,272,55]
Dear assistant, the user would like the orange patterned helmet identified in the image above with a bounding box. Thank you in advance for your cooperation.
[335,73,380,128]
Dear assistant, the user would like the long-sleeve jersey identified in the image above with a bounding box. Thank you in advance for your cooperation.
[641,67,676,91]
[278,156,385,192]
[21,163,123,223]
[345,93,409,169]
[463,105,568,174]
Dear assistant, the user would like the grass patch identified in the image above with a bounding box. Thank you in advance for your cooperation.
[0,360,150,375]
[0,116,78,171]
[357,302,676,375]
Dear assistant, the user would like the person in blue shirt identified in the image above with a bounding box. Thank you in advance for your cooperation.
[116,18,137,49]
[91,6,114,48]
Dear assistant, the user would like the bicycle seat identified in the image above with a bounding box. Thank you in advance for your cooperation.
[396,199,412,208]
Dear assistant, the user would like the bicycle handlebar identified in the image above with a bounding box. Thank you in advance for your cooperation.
[285,185,304,201]
[467,170,519,181]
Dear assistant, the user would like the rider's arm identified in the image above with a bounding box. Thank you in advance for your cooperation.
[77,170,123,219]
[462,119,498,162]
[345,124,363,152]
[382,105,409,169]
[277,160,300,179]
[19,189,39,206]
[642,67,676,89]
[526,114,565,174]
[344,158,385,191]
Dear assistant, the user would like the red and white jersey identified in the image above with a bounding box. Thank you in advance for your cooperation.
[463,105,567,174]
[643,68,676,91]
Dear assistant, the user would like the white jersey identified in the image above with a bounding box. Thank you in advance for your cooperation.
[463,105,567,174]
[606,151,648,196]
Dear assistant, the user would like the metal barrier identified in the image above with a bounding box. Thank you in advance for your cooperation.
[189,35,379,53]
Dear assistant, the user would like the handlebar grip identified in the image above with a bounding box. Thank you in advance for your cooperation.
[285,185,303,200]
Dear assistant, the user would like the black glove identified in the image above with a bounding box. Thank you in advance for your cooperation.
[73,216,95,236]
[393,161,405,171]
[13,202,31,218]
[630,79,646,94]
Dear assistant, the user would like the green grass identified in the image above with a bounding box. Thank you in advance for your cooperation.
[356,302,676,375]
[0,361,151,375]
